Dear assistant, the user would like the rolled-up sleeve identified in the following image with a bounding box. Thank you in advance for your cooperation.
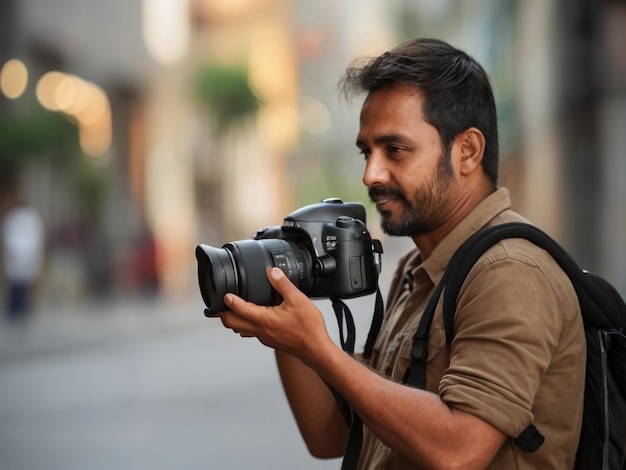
[439,245,572,438]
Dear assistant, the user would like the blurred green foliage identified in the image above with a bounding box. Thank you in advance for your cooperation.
[0,103,109,215]
[0,104,79,171]
[193,65,259,130]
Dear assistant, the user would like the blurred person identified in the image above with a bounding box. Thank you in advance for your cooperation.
[1,196,44,325]
[216,38,586,469]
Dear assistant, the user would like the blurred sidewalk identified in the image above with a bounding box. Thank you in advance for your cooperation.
[0,295,208,360]
[0,293,338,470]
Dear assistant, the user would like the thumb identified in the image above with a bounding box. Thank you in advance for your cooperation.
[266,267,303,303]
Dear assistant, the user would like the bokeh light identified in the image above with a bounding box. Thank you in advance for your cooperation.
[0,59,29,99]
[35,71,112,156]
[142,0,190,66]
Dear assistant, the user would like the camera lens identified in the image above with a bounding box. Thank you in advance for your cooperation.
[195,245,238,315]
[196,239,314,316]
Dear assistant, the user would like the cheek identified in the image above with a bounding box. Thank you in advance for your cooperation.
[400,163,425,187]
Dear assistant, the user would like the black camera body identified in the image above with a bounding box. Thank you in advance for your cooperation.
[196,198,383,316]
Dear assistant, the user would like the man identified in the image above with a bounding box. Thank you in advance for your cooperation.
[219,38,586,469]
[2,196,44,325]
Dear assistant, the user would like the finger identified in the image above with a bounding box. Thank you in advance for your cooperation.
[220,306,254,333]
[265,267,307,304]
[223,292,247,312]
[219,309,256,337]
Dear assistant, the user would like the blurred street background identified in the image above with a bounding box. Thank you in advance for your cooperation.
[0,0,625,468]
[0,294,350,469]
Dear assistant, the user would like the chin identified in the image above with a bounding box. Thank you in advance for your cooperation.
[380,218,411,237]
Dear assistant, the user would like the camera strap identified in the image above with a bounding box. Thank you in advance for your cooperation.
[330,287,385,470]
[330,287,384,356]
[363,287,384,359]
[331,298,357,354]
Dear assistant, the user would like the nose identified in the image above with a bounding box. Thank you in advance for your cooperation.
[362,153,389,188]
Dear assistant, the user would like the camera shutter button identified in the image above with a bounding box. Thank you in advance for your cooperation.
[336,216,356,227]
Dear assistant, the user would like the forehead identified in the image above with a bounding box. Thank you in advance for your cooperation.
[358,84,434,141]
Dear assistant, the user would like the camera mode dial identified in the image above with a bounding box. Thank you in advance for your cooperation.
[336,216,356,228]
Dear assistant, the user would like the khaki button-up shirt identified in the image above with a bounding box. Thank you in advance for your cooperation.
[358,188,586,469]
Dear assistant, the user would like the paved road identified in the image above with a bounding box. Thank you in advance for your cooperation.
[0,295,365,470]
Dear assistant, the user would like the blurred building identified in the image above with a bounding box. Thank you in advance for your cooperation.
[1,0,625,306]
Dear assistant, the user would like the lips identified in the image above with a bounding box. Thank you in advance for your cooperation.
[368,187,404,208]
[374,197,395,209]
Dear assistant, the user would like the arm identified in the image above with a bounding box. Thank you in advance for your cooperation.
[221,267,506,469]
[275,351,349,458]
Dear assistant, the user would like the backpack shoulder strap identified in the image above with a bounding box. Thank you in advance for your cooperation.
[439,222,625,342]
[405,221,623,386]
[403,222,532,387]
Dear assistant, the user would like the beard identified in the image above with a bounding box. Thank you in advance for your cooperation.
[369,148,455,237]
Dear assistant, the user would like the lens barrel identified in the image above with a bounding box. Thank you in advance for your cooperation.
[195,239,313,316]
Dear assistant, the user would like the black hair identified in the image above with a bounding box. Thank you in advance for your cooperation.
[340,38,499,187]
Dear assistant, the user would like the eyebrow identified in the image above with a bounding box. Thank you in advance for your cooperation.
[356,133,407,148]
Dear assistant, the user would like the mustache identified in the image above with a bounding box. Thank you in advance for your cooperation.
[368,186,406,203]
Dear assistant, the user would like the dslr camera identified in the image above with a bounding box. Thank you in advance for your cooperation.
[196,198,383,316]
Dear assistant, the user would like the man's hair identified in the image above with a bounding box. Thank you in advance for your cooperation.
[340,37,499,187]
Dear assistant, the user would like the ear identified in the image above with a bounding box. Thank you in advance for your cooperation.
[455,127,485,176]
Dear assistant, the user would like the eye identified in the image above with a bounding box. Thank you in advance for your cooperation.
[358,148,371,160]
[385,145,406,157]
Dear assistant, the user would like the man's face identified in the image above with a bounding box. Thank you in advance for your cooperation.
[357,84,455,237]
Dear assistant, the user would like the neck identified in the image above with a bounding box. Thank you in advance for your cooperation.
[412,181,494,258]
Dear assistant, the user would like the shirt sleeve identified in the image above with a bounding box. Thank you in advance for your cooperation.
[438,244,571,438]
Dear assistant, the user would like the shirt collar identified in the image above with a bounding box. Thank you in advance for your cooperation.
[420,187,512,285]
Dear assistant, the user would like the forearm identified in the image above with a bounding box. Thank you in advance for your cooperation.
[305,339,505,469]
[275,350,348,458]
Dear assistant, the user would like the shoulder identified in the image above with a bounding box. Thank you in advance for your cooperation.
[462,236,581,325]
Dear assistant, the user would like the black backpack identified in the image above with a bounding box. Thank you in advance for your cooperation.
[336,222,626,469]
[401,222,626,469]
